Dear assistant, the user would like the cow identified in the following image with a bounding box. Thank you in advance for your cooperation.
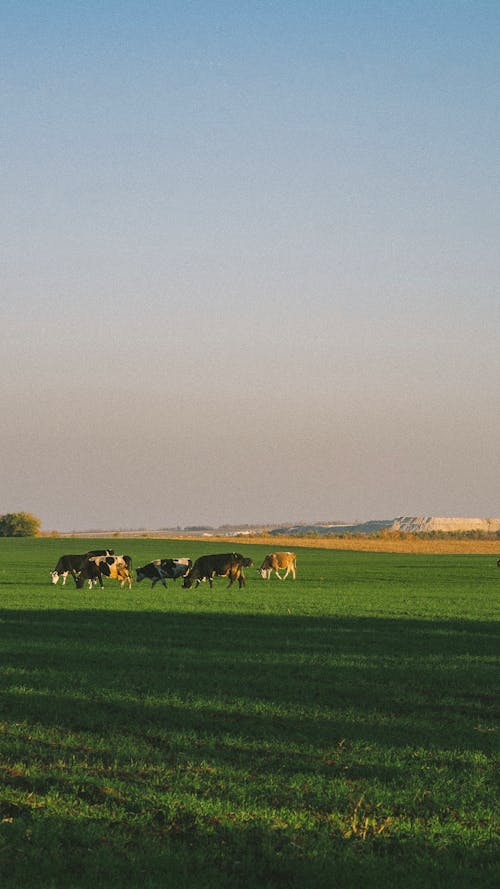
[182,553,252,589]
[50,550,114,585]
[86,549,115,557]
[51,554,86,586]
[259,551,296,580]
[76,554,132,590]
[75,557,104,589]
[136,558,192,588]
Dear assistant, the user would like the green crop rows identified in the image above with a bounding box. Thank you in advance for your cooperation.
[0,538,498,888]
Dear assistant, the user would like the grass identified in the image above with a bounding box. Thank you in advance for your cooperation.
[0,538,498,888]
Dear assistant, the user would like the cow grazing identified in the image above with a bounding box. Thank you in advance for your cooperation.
[136,558,192,588]
[51,554,87,586]
[76,554,132,590]
[50,550,114,585]
[259,552,296,580]
[183,553,252,589]
[75,558,103,589]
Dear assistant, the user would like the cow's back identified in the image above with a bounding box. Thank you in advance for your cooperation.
[275,551,296,568]
[56,554,85,571]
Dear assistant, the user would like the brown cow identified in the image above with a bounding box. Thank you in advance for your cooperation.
[259,551,296,580]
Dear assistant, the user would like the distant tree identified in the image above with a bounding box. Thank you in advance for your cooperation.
[0,512,41,537]
[183,525,214,532]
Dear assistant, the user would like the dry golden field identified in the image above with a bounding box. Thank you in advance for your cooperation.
[61,530,500,555]
[201,534,500,555]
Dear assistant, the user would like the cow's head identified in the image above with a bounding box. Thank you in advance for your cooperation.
[258,557,271,577]
[50,571,59,584]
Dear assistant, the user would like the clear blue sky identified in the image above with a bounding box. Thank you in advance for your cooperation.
[2,1,499,530]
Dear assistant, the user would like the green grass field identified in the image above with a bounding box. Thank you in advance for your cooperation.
[0,538,498,888]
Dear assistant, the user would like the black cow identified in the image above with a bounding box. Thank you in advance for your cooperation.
[182,553,252,589]
[51,554,86,586]
[136,558,192,588]
[75,558,103,589]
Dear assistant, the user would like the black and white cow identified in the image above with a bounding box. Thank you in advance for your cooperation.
[50,550,114,585]
[50,554,86,586]
[136,558,192,588]
[182,553,252,589]
[76,554,132,590]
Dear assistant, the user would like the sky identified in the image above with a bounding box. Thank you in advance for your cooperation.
[2,0,500,531]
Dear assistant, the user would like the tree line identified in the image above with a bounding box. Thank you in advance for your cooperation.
[0,512,41,537]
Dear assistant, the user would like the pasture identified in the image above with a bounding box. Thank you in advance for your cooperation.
[0,538,498,888]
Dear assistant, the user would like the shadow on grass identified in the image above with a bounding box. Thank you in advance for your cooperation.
[0,800,497,889]
[0,610,498,889]
[0,610,497,753]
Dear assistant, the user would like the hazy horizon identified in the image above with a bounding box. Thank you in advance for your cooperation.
[48,514,500,535]
[3,2,499,532]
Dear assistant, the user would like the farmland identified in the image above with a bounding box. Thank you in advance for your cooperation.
[0,538,498,888]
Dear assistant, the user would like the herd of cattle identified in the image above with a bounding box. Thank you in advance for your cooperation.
[50,550,298,590]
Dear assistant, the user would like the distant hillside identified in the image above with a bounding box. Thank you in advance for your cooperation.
[270,520,393,536]
[390,516,500,533]
[269,516,500,536]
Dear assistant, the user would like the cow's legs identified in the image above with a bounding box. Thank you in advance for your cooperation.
[152,566,167,588]
[151,577,167,588]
